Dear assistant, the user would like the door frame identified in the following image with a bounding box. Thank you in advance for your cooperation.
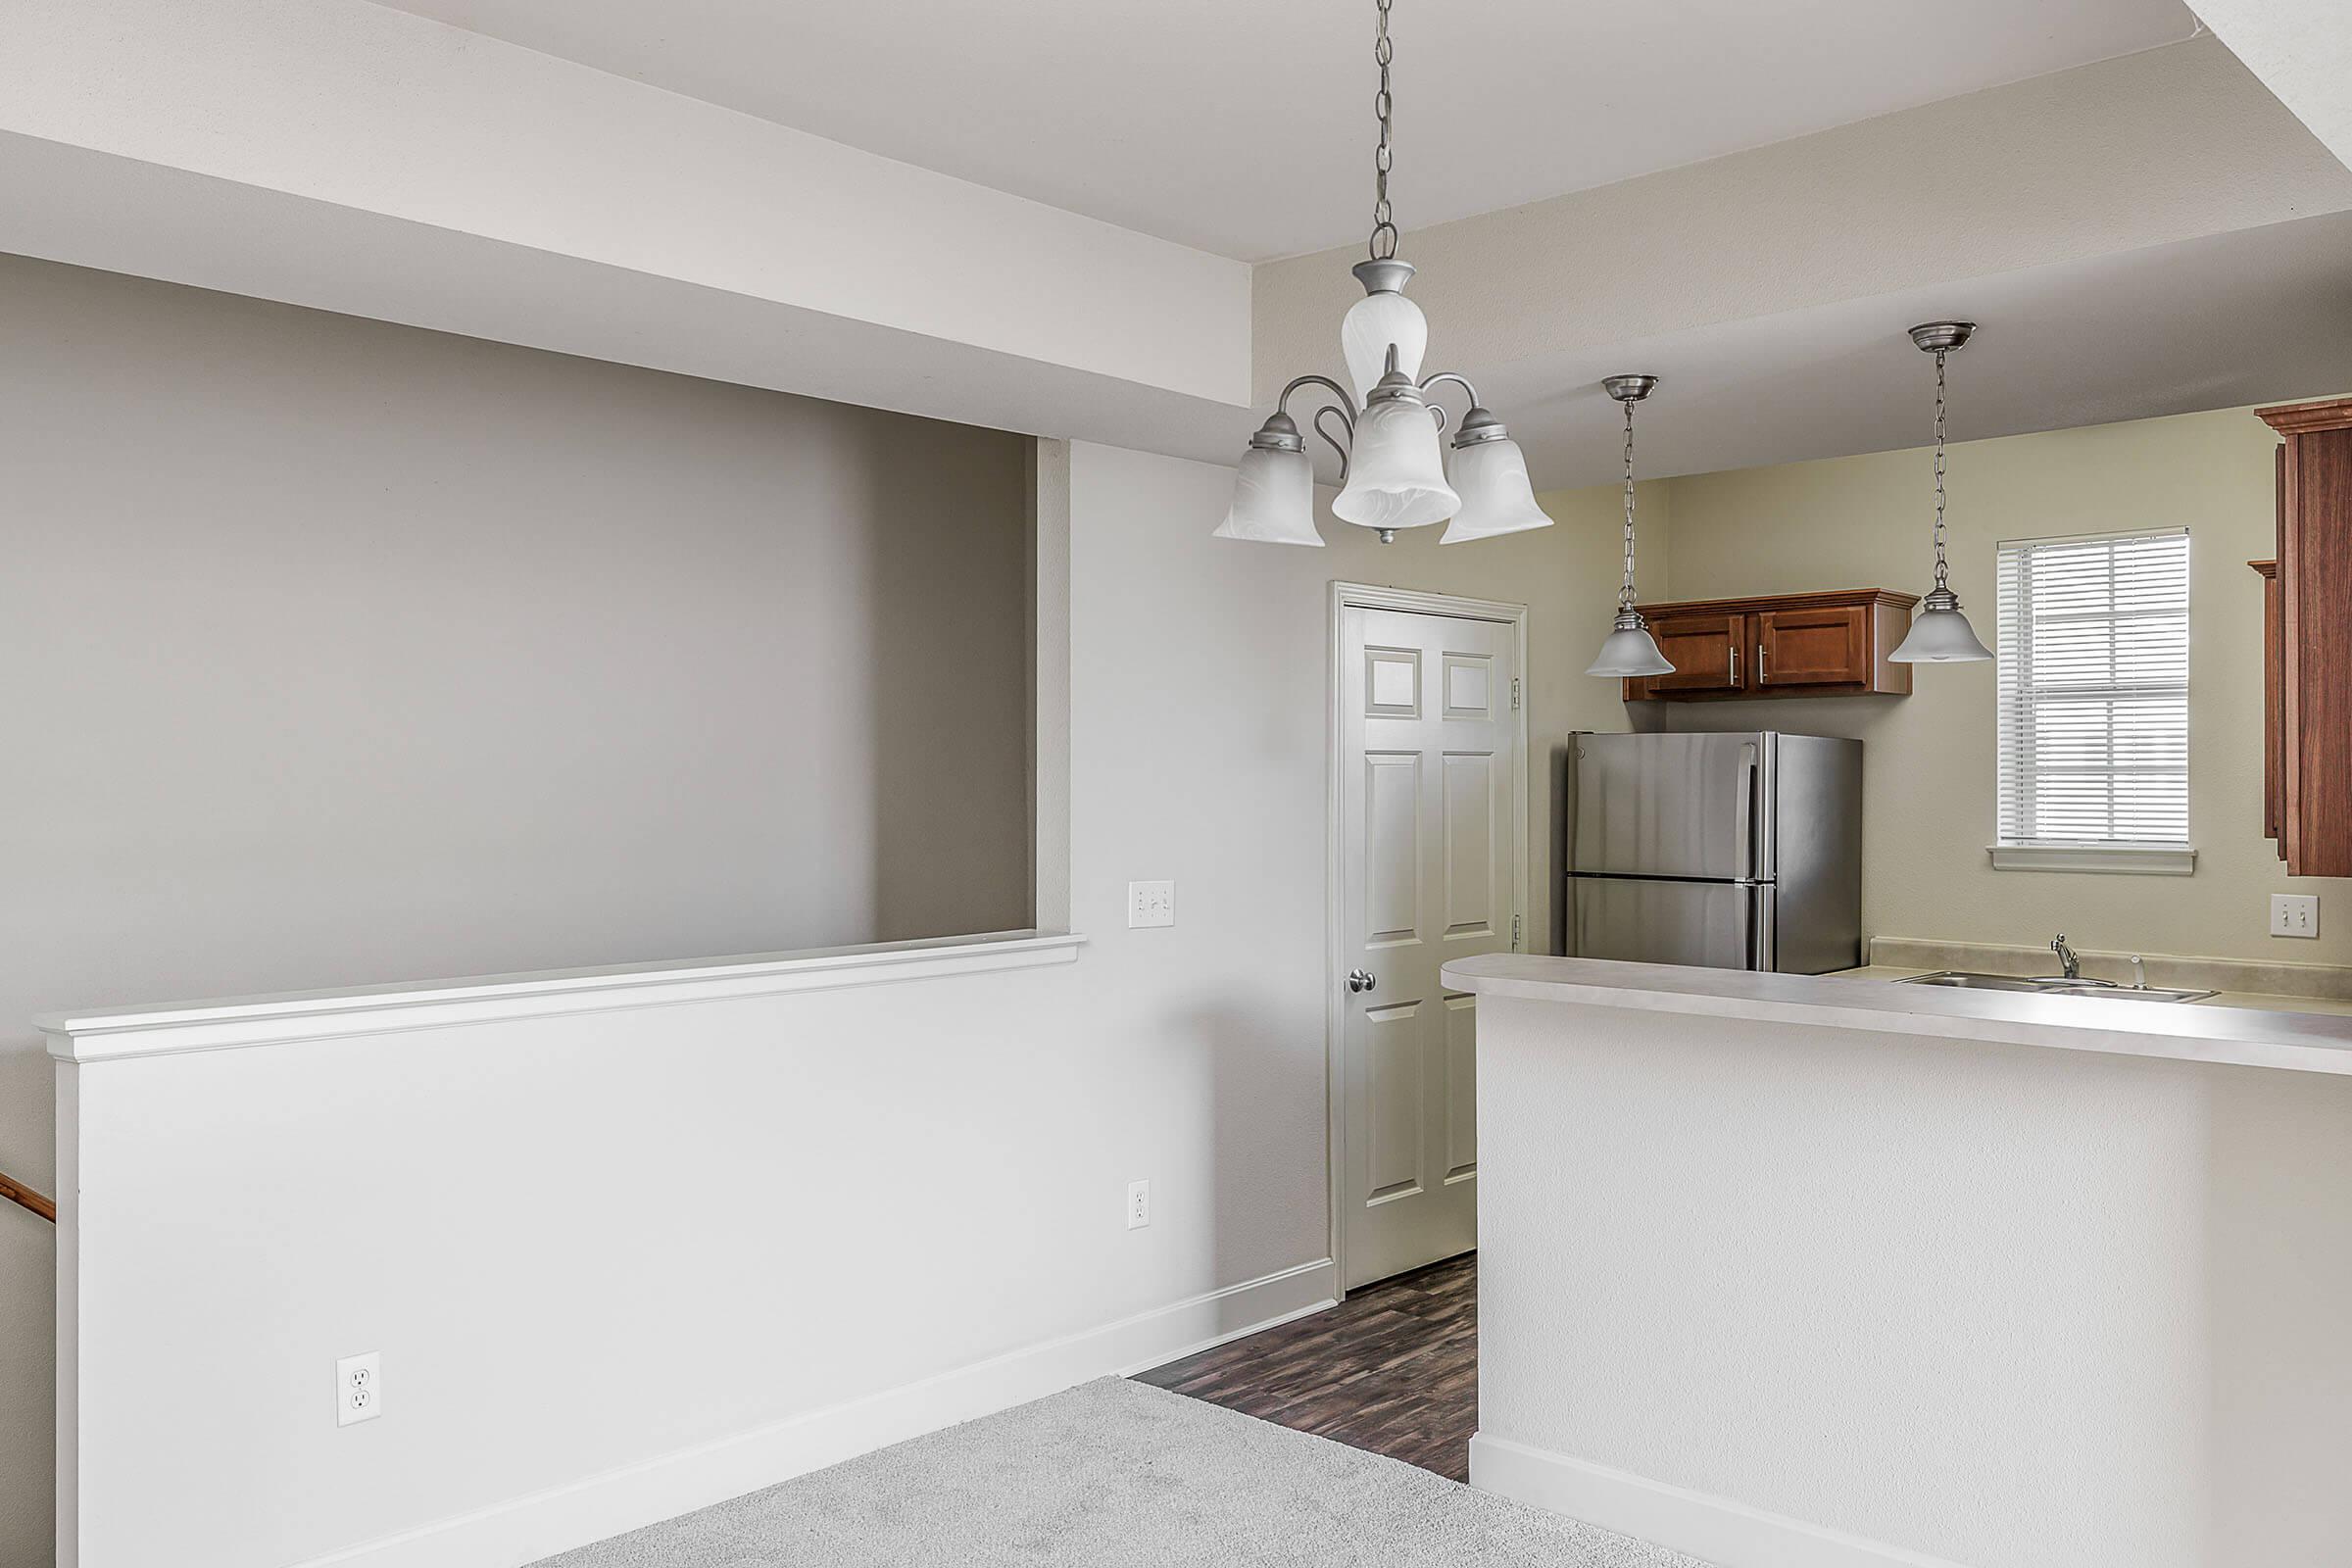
[1324,581,1530,1296]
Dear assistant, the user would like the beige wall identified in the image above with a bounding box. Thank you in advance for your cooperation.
[0,256,1031,1563]
[1653,404,2349,969]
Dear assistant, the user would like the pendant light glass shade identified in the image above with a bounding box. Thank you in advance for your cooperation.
[1888,587,1992,662]
[1440,428,1551,544]
[1332,392,1458,532]
[1341,269,1428,406]
[1586,612,1675,677]
[1212,441,1322,547]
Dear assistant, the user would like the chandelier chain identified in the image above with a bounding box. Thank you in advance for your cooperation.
[1369,0,1397,260]
[1619,397,1640,609]
[1932,348,1949,591]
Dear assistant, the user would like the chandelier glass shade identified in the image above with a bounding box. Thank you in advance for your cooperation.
[1211,435,1322,547]
[1332,358,1458,532]
[1341,262,1429,407]
[1440,418,1551,544]
[1213,0,1551,550]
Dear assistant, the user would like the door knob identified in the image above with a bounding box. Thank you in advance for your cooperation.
[1348,968,1377,994]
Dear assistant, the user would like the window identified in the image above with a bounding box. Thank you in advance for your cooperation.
[1992,528,2192,874]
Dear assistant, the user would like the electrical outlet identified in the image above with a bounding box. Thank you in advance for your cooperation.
[1126,1179,1151,1230]
[1127,880,1175,929]
[2272,893,2320,939]
[336,1351,381,1427]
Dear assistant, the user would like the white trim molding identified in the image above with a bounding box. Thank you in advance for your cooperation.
[1469,1433,1973,1568]
[1987,843,2196,875]
[292,1258,1336,1568]
[38,930,1086,1063]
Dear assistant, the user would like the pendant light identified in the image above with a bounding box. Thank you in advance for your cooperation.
[1214,0,1550,548]
[1888,321,1994,663]
[1586,375,1675,678]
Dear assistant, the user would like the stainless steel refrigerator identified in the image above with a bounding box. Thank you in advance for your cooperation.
[1564,731,1862,974]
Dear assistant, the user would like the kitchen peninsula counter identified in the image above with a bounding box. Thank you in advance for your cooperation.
[1450,952,2352,1568]
[1443,953,2352,1077]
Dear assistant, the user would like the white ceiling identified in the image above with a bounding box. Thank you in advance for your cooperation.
[1485,211,2352,492]
[373,0,2201,261]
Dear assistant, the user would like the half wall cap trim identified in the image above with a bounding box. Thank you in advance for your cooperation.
[39,930,1085,1063]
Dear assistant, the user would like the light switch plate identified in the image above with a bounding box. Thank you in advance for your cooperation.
[1128,880,1175,929]
[2272,893,2320,938]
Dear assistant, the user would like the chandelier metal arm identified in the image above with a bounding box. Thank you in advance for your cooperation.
[1416,370,1482,409]
[1275,372,1362,479]
[1415,369,1482,439]
[1275,372,1355,419]
[1310,405,1355,483]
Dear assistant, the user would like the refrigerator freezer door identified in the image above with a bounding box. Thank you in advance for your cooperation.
[1571,876,1772,969]
[1570,732,1774,881]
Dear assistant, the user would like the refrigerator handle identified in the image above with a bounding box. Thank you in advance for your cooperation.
[1733,741,1760,881]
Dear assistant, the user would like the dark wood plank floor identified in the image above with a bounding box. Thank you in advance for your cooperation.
[1134,1251,1477,1481]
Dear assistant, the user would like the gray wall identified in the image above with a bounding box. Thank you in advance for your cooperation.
[0,254,1031,1560]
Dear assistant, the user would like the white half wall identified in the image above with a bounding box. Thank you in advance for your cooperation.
[39,432,1651,1567]
[0,254,1038,1568]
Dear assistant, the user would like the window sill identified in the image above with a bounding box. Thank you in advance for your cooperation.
[38,929,1087,1063]
[1986,844,2197,876]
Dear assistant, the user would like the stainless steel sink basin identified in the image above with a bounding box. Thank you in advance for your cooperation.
[1895,970,2215,1004]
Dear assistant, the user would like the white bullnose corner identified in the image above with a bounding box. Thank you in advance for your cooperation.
[37,930,1086,1063]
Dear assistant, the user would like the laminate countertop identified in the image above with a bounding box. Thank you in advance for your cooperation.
[1442,954,2352,1077]
[1830,963,2352,1017]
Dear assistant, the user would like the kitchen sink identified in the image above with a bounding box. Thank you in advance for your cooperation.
[1894,970,2215,1004]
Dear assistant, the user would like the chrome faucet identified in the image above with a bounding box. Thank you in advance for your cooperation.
[2051,933,2081,981]
[2129,956,2148,990]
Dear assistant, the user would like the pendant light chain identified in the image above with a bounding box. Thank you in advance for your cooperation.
[1369,0,1397,261]
[1932,348,1949,591]
[1618,397,1640,610]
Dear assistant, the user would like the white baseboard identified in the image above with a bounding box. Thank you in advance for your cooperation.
[298,1258,1339,1568]
[1469,1433,1974,1568]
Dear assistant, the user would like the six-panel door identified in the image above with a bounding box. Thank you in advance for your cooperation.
[1339,604,1519,1290]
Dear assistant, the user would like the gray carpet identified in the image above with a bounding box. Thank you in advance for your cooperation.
[534,1377,1711,1566]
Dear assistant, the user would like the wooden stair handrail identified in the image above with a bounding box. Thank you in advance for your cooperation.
[1,1171,56,1224]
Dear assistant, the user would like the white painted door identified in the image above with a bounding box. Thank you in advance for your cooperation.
[1338,602,1520,1289]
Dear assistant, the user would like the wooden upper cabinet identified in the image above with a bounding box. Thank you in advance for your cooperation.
[1754,603,1870,689]
[1643,612,1746,695]
[2256,395,2352,878]
[1622,588,1918,703]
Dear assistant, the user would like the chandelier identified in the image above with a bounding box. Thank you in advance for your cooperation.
[1213,0,1553,549]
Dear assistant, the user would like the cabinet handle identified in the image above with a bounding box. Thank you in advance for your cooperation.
[1757,642,1768,684]
[1729,644,1740,687]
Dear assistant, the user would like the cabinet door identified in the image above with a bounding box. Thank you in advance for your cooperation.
[1640,612,1748,696]
[1754,604,1869,690]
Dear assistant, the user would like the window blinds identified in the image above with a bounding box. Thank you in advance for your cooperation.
[1995,528,2190,847]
